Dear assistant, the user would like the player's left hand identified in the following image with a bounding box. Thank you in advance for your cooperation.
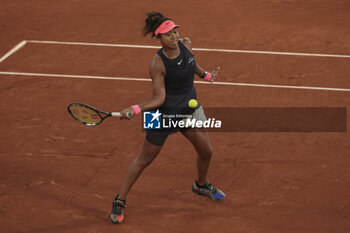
[210,67,220,83]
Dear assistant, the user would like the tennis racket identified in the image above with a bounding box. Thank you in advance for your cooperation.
[68,103,132,126]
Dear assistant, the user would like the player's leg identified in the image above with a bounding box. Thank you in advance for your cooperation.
[181,128,225,200]
[181,128,213,185]
[118,138,163,200]
[110,133,167,224]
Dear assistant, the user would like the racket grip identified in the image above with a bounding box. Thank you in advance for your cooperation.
[111,112,132,118]
[111,112,121,117]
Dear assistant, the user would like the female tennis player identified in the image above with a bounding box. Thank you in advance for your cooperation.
[110,11,225,224]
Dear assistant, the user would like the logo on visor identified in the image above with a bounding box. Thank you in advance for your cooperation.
[143,110,162,129]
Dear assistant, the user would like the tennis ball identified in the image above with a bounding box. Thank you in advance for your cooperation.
[188,99,198,109]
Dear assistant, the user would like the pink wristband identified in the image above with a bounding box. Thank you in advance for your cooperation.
[131,105,142,115]
[204,72,212,82]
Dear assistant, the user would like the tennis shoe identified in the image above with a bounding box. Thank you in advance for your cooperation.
[192,181,226,200]
[110,194,126,224]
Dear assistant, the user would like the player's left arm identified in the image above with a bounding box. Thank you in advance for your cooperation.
[180,37,220,82]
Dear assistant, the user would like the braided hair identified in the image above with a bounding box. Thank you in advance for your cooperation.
[143,11,171,37]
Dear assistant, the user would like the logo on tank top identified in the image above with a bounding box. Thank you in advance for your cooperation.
[177,59,183,65]
[188,57,194,64]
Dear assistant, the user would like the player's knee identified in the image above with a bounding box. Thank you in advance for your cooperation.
[207,147,213,158]
[200,146,213,160]
[136,155,154,168]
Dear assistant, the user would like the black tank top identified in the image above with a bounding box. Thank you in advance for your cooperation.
[156,41,199,116]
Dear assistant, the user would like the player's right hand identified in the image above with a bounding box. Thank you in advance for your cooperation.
[120,106,134,120]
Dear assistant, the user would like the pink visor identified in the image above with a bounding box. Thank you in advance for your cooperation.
[154,20,180,36]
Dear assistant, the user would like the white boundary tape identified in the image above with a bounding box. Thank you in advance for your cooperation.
[27,40,350,58]
[0,40,27,63]
[0,40,350,92]
[1,71,350,92]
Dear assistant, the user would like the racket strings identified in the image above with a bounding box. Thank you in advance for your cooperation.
[70,105,101,125]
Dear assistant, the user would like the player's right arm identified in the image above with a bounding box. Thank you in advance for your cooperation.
[120,54,166,119]
[139,54,166,110]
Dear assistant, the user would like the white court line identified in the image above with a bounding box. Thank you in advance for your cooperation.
[1,71,350,92]
[27,40,161,50]
[0,71,151,82]
[0,40,27,63]
[27,39,350,58]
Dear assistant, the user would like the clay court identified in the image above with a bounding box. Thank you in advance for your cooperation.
[0,0,349,232]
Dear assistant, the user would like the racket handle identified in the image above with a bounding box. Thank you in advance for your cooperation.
[111,112,132,118]
[111,112,121,117]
